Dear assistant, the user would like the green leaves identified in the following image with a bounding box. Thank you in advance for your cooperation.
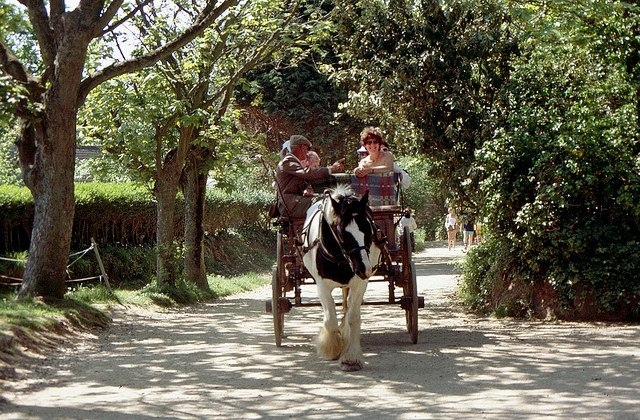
[467,0,640,318]
[327,0,516,205]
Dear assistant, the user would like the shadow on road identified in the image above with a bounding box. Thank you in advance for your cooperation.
[3,242,640,419]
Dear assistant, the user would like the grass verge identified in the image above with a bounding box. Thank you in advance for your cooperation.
[0,228,275,378]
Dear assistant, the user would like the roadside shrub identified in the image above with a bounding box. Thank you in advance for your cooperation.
[459,237,509,313]
[395,156,445,241]
[465,33,640,320]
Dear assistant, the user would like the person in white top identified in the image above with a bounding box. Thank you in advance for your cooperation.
[398,208,418,252]
[445,207,458,250]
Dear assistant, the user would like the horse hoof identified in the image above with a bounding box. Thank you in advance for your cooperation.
[340,360,363,372]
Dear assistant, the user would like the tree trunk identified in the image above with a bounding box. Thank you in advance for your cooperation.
[155,156,182,286]
[17,38,87,300]
[183,150,209,290]
[154,119,195,285]
[17,118,76,299]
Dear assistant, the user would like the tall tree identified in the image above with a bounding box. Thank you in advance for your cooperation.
[80,0,331,287]
[0,0,239,299]
[328,0,516,208]
[466,0,640,317]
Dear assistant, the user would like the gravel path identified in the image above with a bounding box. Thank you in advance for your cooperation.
[2,242,640,419]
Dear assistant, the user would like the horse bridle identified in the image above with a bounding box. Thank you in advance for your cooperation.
[303,196,382,273]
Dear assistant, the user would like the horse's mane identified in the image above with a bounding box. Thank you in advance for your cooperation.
[322,184,357,225]
[327,184,354,200]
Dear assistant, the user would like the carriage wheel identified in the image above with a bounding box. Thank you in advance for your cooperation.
[402,226,419,344]
[272,233,286,347]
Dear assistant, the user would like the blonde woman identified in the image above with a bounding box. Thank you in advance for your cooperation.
[445,207,458,250]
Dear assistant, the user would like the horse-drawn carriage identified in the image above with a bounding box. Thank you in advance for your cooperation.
[266,173,424,370]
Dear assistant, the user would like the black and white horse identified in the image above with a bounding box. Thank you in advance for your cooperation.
[301,185,382,371]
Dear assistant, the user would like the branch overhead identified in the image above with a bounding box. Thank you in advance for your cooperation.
[78,0,239,104]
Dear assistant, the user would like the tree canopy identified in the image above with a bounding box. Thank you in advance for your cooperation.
[0,0,274,299]
[463,0,640,318]
[327,0,517,207]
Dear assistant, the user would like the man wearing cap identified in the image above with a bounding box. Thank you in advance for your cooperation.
[275,134,344,218]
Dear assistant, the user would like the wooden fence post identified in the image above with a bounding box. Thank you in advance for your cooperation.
[91,238,111,291]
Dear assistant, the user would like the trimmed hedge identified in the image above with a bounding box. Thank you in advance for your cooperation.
[0,183,273,252]
[0,186,34,253]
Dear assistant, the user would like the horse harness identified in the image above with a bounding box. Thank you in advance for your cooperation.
[301,196,384,274]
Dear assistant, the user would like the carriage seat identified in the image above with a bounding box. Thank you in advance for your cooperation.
[309,172,401,207]
[343,172,400,208]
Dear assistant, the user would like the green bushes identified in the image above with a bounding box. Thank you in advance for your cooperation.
[0,243,156,289]
[459,238,512,315]
[1,230,274,290]
[462,22,640,320]
[0,182,274,289]
[68,244,156,287]
[396,156,445,241]
[461,232,640,320]
[203,187,273,233]
[0,182,272,252]
[0,186,33,252]
[73,183,156,247]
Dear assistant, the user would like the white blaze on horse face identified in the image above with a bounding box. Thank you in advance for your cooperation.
[345,220,373,279]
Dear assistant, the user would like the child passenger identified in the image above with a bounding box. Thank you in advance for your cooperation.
[303,151,321,169]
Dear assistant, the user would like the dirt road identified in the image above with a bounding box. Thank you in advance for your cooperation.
[2,242,640,419]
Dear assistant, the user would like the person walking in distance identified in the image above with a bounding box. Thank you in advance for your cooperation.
[398,208,418,252]
[462,213,475,251]
[445,207,458,250]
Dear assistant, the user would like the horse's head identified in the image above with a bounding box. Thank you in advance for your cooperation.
[328,187,379,280]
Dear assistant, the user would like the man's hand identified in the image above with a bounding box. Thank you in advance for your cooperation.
[330,158,345,173]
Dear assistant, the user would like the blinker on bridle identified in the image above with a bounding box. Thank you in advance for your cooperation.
[336,217,372,257]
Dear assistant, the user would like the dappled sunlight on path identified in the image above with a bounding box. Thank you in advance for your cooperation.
[2,242,640,419]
